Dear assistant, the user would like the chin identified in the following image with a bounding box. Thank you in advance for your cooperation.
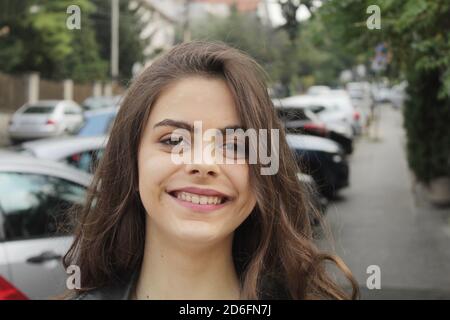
[172,223,227,246]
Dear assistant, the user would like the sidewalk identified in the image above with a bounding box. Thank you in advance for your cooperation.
[320,103,450,298]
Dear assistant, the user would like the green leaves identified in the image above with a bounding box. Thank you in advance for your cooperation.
[395,0,428,32]
[320,0,450,183]
[190,12,285,81]
[0,0,144,82]
[439,69,450,100]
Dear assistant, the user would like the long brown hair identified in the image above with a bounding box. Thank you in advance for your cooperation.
[64,41,359,300]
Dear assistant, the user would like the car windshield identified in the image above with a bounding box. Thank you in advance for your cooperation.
[307,105,327,114]
[277,108,309,121]
[22,106,55,114]
[76,113,115,136]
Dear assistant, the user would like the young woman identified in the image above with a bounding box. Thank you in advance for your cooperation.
[64,41,359,300]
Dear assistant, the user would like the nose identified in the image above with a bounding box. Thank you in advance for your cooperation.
[184,162,219,178]
[184,136,221,178]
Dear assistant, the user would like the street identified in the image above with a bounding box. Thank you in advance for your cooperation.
[319,104,450,299]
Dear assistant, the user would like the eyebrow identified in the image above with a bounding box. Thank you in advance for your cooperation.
[153,119,245,134]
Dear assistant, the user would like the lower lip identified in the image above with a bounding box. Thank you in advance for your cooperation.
[168,193,229,213]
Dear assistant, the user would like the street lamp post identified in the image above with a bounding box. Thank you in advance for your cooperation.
[183,0,191,42]
[111,0,119,82]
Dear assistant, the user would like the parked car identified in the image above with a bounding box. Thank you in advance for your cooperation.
[372,81,407,109]
[299,90,363,136]
[274,101,326,133]
[81,95,122,111]
[346,81,374,126]
[278,94,355,136]
[10,135,108,174]
[0,276,28,299]
[287,134,349,198]
[371,82,391,103]
[274,98,354,154]
[306,85,331,96]
[9,107,118,174]
[327,89,365,135]
[0,150,91,299]
[297,173,329,222]
[75,106,118,137]
[8,100,84,144]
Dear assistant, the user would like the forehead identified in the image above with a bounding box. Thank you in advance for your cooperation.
[147,76,240,128]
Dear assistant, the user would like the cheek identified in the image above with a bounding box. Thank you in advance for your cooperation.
[137,150,173,206]
[225,164,256,211]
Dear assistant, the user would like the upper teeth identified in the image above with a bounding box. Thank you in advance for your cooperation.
[176,192,224,205]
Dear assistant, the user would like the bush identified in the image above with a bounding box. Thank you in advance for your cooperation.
[404,69,450,183]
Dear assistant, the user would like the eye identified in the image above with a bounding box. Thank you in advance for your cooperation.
[160,134,188,147]
[221,139,247,159]
[224,142,237,151]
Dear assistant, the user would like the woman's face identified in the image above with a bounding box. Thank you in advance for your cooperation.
[138,76,256,246]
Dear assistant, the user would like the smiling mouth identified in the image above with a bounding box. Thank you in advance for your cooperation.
[168,190,229,205]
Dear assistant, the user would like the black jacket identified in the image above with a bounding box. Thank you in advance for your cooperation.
[72,272,138,300]
[71,271,290,300]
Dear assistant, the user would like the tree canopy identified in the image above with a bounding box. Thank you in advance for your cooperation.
[0,0,146,83]
[319,0,450,182]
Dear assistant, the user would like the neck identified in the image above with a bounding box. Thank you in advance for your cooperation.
[133,220,241,300]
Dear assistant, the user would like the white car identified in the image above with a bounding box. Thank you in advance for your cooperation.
[8,100,84,143]
[346,82,374,125]
[307,85,331,96]
[372,81,407,109]
[13,135,108,174]
[326,89,365,135]
[0,150,91,299]
[280,94,355,139]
